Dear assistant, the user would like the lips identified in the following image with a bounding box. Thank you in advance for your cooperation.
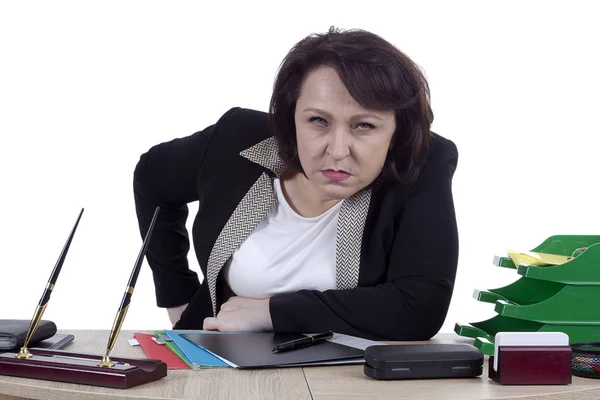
[322,169,351,181]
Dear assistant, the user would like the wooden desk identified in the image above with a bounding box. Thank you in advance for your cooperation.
[0,331,599,400]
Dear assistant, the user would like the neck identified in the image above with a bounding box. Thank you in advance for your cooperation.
[280,172,342,218]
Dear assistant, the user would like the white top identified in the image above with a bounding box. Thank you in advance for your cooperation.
[223,178,342,298]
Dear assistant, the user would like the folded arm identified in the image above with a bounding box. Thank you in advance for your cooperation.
[269,158,459,341]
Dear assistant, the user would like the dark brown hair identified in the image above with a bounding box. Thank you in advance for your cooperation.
[269,26,433,184]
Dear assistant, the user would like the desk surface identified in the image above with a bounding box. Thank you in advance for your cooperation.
[0,330,599,400]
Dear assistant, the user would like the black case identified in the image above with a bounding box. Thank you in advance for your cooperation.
[0,319,57,351]
[364,343,483,380]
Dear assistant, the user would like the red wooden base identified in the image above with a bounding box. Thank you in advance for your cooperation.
[0,347,167,389]
[489,346,572,385]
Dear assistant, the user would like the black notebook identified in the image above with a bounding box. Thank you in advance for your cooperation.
[181,332,365,368]
[32,333,74,350]
[0,319,57,351]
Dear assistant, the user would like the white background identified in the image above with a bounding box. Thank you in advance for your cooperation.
[1,1,599,334]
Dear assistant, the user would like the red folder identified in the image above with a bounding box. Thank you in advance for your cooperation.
[134,333,190,370]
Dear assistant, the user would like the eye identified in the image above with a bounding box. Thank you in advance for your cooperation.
[309,117,328,127]
[355,122,375,130]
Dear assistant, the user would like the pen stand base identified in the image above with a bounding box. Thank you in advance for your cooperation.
[489,346,572,385]
[0,348,167,389]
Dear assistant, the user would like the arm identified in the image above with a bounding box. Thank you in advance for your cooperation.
[268,155,459,341]
[133,111,230,308]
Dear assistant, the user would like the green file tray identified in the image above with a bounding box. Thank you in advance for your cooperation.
[494,284,600,324]
[493,234,600,270]
[455,315,542,343]
[473,337,496,356]
[455,316,600,356]
[477,281,600,324]
[473,277,564,306]
[517,242,600,285]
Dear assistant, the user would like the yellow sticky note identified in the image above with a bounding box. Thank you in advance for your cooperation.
[506,249,571,267]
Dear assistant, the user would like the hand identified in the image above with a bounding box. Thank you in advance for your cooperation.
[203,296,273,332]
[167,303,188,326]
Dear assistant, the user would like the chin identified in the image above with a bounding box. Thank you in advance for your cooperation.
[317,183,360,201]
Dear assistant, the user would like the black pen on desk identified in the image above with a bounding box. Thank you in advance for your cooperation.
[272,331,334,353]
[16,208,84,359]
[98,206,160,368]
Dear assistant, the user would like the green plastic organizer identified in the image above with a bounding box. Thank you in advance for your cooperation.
[456,234,600,355]
[517,242,600,285]
[473,277,564,306]
[493,235,600,270]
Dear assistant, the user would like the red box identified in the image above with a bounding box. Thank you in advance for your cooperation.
[488,346,572,385]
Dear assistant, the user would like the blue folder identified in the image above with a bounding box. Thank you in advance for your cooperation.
[163,330,230,369]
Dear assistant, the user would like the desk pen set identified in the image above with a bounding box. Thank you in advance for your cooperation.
[455,234,600,383]
[0,207,167,389]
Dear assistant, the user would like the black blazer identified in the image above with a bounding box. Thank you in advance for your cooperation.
[133,107,459,341]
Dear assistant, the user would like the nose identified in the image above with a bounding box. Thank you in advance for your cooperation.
[326,127,351,160]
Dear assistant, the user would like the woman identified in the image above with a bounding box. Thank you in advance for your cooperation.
[133,27,459,341]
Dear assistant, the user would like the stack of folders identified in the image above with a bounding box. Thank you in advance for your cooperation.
[133,330,379,370]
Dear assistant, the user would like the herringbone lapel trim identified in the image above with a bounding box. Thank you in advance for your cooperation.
[240,136,286,177]
[206,172,276,316]
[336,188,371,290]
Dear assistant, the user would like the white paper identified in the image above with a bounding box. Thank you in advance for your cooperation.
[151,337,165,345]
[202,348,238,368]
[127,338,140,347]
[329,333,383,351]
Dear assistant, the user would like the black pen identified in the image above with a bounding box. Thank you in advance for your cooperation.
[98,206,160,368]
[272,331,334,353]
[16,208,84,359]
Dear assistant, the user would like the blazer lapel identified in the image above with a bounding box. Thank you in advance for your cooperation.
[335,188,371,290]
[206,137,284,316]
[205,172,276,316]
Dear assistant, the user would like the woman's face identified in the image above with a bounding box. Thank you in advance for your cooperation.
[294,66,396,201]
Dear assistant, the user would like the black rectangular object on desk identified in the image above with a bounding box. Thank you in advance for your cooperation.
[32,333,74,350]
[181,332,364,368]
[0,320,57,351]
[364,343,484,380]
[4,333,74,353]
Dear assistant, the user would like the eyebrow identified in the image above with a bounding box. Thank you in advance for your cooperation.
[302,107,384,121]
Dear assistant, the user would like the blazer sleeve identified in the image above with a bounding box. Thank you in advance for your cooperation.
[133,109,233,308]
[268,146,459,341]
